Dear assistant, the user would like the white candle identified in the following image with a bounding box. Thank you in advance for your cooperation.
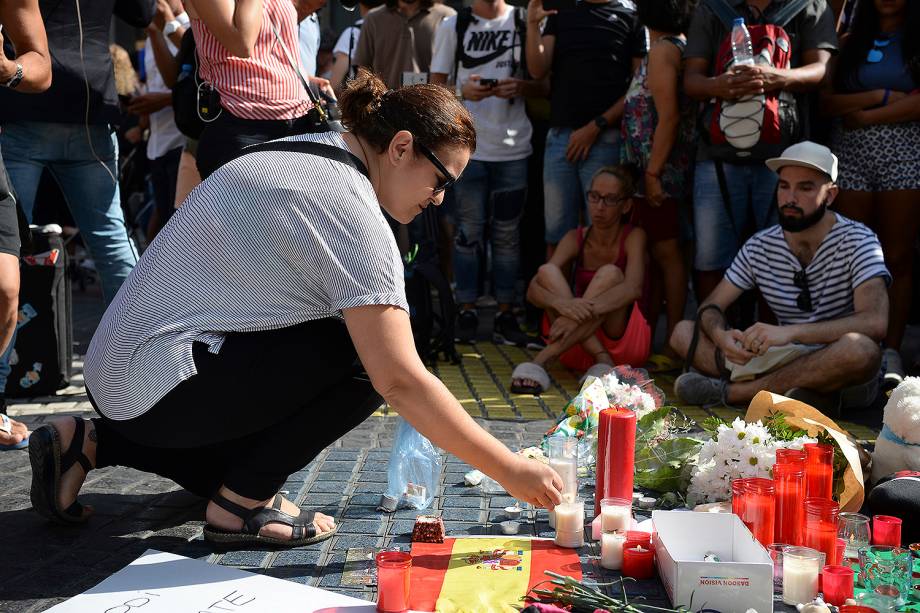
[549,457,578,496]
[782,554,819,605]
[601,531,627,570]
[555,529,584,548]
[554,499,584,533]
[601,503,631,533]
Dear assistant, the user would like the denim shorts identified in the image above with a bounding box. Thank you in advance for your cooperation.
[543,127,621,244]
[692,159,778,271]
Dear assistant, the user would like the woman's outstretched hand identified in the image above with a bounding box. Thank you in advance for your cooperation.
[499,456,564,510]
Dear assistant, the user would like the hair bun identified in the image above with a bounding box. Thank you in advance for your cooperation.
[339,68,389,132]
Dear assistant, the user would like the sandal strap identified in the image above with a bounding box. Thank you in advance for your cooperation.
[60,417,93,475]
[210,492,260,522]
[210,493,319,539]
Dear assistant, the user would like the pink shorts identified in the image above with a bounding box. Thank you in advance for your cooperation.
[542,303,652,372]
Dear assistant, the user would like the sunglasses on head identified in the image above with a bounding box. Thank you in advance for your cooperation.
[867,37,892,63]
[414,140,458,195]
[793,268,814,312]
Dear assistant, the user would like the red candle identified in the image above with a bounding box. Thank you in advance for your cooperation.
[773,463,805,546]
[804,443,834,500]
[595,408,636,515]
[622,545,654,580]
[804,498,840,566]
[745,478,775,547]
[839,608,878,613]
[821,565,854,606]
[872,515,902,546]
[835,538,846,565]
[625,530,652,549]
[731,478,755,532]
[376,551,411,613]
[775,448,806,465]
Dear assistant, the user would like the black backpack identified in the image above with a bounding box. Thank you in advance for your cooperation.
[454,6,528,80]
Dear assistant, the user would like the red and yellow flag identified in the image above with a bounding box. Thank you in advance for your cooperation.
[409,537,582,613]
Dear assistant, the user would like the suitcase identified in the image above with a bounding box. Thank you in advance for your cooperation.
[6,225,73,397]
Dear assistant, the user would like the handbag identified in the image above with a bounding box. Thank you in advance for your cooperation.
[171,29,221,139]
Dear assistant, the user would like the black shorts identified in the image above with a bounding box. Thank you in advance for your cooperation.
[0,157,22,258]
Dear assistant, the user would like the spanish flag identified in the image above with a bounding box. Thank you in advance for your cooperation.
[409,538,582,613]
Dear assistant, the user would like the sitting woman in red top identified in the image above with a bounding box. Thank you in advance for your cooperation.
[511,165,651,395]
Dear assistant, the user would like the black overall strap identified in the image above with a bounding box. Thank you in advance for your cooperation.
[235,140,370,179]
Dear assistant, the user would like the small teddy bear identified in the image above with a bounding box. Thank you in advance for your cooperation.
[871,376,920,483]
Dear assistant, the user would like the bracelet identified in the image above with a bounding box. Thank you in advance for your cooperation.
[645,170,661,178]
[882,88,891,106]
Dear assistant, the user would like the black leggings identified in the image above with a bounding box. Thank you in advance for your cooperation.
[91,318,380,501]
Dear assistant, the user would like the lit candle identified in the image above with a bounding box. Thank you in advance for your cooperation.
[549,457,578,496]
[782,547,821,605]
[600,497,632,533]
[554,499,584,533]
[601,531,626,570]
[622,545,654,580]
[804,443,834,500]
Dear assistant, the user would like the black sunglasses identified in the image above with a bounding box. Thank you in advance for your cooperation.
[414,140,458,195]
[793,268,814,312]
[586,190,629,208]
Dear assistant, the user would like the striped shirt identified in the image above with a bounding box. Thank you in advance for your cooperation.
[725,215,891,326]
[84,132,407,420]
[191,0,311,121]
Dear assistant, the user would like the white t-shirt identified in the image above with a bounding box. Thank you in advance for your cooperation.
[431,7,532,162]
[333,22,363,60]
[299,14,321,76]
[143,36,186,160]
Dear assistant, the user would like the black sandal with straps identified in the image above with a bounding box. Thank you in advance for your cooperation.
[29,416,93,524]
[203,493,337,548]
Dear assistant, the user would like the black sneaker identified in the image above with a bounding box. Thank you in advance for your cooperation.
[492,311,533,347]
[455,309,479,344]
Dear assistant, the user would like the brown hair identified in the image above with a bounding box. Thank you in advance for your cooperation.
[590,164,640,197]
[339,68,476,157]
[110,44,139,97]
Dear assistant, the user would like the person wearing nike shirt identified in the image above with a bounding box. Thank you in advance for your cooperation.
[431,0,545,346]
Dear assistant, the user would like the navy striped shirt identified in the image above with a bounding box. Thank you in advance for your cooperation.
[85,132,407,420]
[725,215,890,327]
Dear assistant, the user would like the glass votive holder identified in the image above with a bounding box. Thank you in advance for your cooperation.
[555,529,585,549]
[783,546,823,605]
[858,545,912,605]
[746,478,775,547]
[547,436,579,497]
[838,512,871,561]
[554,497,584,533]
[625,530,652,549]
[599,497,632,533]
[822,564,855,605]
[376,551,411,613]
[804,442,834,500]
[776,447,806,465]
[872,515,902,547]
[768,543,789,592]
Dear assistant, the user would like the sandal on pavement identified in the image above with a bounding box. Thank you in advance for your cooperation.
[29,416,92,524]
[203,493,337,548]
[510,361,551,395]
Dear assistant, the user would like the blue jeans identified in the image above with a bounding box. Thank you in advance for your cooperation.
[0,122,138,394]
[543,127,620,244]
[692,160,778,271]
[452,159,528,305]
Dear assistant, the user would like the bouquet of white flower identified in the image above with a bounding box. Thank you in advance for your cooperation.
[687,417,816,505]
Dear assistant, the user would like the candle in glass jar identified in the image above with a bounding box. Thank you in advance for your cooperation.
[804,443,834,500]
[595,408,636,515]
[872,515,902,547]
[554,498,584,533]
[821,565,854,606]
[376,551,412,613]
[600,530,627,570]
[746,478,775,547]
[775,448,806,465]
[804,498,840,566]
[782,546,821,605]
[600,497,632,533]
[622,545,654,580]
[774,462,805,546]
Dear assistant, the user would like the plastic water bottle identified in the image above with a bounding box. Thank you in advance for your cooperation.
[730,17,755,66]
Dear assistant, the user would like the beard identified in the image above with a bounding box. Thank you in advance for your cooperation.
[778,200,828,233]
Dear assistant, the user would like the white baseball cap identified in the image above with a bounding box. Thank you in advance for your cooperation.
[765,141,838,182]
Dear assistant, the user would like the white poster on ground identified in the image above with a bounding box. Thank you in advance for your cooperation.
[44,549,377,612]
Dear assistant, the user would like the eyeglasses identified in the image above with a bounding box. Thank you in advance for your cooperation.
[793,268,814,312]
[415,140,457,196]
[867,37,892,63]
[586,190,629,208]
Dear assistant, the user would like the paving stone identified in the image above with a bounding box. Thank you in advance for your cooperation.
[320,461,359,472]
[331,534,383,551]
[441,507,483,522]
[347,493,384,507]
[272,549,322,567]
[309,480,352,493]
[440,496,482,509]
[353,482,385,494]
[218,550,270,567]
[342,506,385,520]
[388,520,416,536]
[337,519,386,535]
[326,451,361,461]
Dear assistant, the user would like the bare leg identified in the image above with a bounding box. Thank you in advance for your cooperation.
[206,486,336,541]
[42,417,98,520]
[874,189,920,350]
[726,333,881,404]
[174,149,201,209]
[669,320,722,376]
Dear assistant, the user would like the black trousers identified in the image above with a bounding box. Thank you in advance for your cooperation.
[195,108,320,180]
[91,318,381,500]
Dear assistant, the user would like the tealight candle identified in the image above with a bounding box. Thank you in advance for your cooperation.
[783,546,821,605]
[600,530,627,570]
[554,498,584,533]
[622,545,654,580]
[376,551,412,613]
[600,497,632,533]
[872,515,902,547]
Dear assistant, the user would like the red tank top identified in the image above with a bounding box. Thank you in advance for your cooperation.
[572,225,632,298]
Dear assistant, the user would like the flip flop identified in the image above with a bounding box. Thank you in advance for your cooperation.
[0,414,29,450]
[29,416,93,524]
[204,493,338,549]
[510,361,551,395]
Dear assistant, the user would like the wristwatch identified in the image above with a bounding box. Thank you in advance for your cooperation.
[593,115,609,130]
[164,19,183,36]
[2,63,23,89]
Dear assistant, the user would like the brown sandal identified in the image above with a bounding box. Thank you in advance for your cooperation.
[203,493,337,549]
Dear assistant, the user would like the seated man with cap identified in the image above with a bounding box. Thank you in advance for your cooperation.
[670,141,891,412]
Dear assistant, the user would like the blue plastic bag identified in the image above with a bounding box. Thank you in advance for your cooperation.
[381,418,441,511]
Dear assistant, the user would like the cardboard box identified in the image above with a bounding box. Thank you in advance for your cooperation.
[652,511,774,613]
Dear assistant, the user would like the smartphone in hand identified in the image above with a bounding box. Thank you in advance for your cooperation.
[479,78,499,87]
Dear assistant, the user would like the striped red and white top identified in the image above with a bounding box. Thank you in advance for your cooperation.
[191,0,311,121]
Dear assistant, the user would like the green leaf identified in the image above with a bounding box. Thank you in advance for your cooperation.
[700,416,727,435]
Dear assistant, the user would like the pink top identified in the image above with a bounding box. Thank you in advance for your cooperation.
[573,225,632,298]
[192,0,311,121]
